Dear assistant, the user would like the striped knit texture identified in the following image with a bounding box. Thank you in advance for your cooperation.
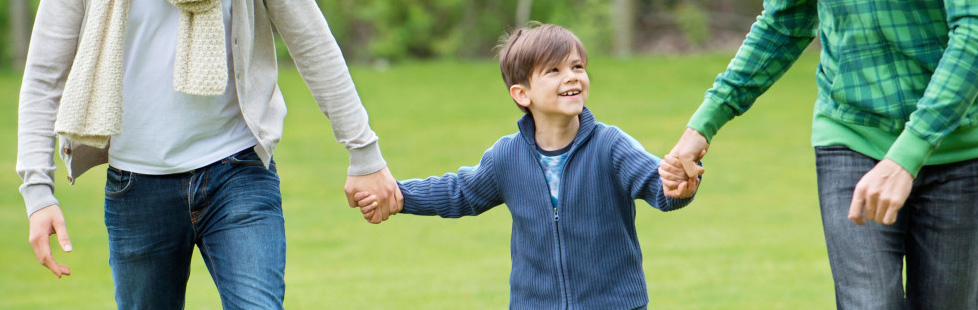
[55,0,227,148]
[398,108,693,309]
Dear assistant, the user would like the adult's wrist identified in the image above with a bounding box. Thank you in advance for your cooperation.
[884,130,934,178]
[22,184,59,217]
[348,141,386,176]
[687,96,736,143]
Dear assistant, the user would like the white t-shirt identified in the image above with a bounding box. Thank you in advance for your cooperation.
[109,0,257,174]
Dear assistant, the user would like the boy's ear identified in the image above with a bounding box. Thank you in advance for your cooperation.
[509,84,531,108]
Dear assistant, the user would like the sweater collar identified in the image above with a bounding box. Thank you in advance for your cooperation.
[517,106,597,152]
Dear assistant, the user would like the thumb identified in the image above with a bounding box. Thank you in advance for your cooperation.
[53,219,72,252]
[678,159,701,179]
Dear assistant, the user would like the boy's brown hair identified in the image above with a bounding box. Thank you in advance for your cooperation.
[497,22,588,113]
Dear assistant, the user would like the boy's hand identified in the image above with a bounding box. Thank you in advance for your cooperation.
[669,127,708,178]
[660,154,700,198]
[353,191,382,222]
[344,167,403,224]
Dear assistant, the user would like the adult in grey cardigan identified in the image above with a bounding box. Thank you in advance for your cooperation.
[17,0,400,308]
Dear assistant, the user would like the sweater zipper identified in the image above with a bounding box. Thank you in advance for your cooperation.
[536,145,574,308]
[552,169,570,309]
[537,157,570,309]
[553,205,569,308]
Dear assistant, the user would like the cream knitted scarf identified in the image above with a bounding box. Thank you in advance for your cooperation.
[55,0,227,148]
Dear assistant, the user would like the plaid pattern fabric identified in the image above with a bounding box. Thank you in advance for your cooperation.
[696,0,978,148]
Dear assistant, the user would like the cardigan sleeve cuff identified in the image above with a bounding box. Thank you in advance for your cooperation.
[687,96,737,143]
[884,129,935,178]
[347,141,387,176]
[22,184,59,217]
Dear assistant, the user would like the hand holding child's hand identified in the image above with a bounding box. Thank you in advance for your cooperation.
[659,154,700,198]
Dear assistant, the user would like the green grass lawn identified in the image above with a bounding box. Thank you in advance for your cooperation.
[0,52,831,309]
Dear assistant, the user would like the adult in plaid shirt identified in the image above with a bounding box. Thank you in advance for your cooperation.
[667,1,978,309]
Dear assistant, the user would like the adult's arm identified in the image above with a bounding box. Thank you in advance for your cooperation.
[850,1,978,225]
[670,0,817,184]
[265,0,400,223]
[685,0,818,142]
[882,1,978,175]
[17,0,85,277]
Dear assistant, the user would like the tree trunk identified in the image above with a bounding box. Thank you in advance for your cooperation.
[516,0,532,26]
[612,0,634,57]
[10,0,33,70]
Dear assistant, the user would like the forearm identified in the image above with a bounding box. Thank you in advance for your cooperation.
[886,4,978,176]
[398,174,500,218]
[17,0,85,216]
[266,0,384,175]
[688,0,817,142]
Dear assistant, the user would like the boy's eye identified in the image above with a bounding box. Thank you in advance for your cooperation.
[547,68,559,73]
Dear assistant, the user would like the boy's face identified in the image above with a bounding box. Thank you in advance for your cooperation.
[510,48,589,119]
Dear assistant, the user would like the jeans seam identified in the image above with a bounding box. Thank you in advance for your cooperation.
[198,241,227,308]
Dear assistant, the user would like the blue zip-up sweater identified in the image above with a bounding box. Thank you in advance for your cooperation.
[399,107,694,309]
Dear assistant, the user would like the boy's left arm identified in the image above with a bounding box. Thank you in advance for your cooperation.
[611,131,698,211]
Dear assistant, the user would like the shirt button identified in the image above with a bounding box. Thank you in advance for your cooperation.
[66,176,73,183]
[62,147,71,155]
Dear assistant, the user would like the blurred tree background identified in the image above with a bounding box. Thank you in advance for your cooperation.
[0,0,764,69]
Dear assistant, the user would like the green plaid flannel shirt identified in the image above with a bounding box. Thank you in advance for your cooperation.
[688,0,978,176]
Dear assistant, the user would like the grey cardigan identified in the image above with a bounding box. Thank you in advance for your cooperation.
[17,0,385,216]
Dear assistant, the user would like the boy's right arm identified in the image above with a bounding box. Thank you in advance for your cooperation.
[364,148,504,219]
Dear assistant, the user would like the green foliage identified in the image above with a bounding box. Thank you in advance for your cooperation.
[2,1,764,66]
[0,53,834,309]
[307,0,764,62]
[316,0,521,62]
[312,0,660,62]
[542,0,615,55]
[0,0,11,70]
[676,2,711,46]
[1,0,39,71]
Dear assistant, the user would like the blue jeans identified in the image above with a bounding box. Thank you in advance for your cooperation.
[815,146,978,310]
[104,147,285,310]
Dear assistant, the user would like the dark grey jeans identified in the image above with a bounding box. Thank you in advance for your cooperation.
[815,146,978,310]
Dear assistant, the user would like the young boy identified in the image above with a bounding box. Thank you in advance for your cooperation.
[356,23,701,309]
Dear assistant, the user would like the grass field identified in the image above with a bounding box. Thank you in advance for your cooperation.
[0,52,831,309]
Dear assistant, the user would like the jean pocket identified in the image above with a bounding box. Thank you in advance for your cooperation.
[814,145,851,154]
[229,148,276,169]
[105,167,135,197]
